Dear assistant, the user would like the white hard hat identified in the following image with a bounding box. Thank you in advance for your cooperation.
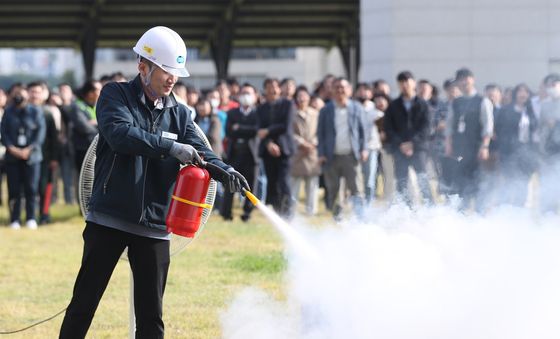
[133,26,190,77]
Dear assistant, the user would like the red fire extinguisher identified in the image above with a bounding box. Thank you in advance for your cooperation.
[166,165,212,238]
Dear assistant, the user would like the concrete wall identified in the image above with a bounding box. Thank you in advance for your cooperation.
[360,0,560,94]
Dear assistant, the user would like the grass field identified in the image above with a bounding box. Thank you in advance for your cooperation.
[0,201,293,338]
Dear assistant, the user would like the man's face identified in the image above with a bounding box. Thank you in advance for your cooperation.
[376,83,391,96]
[458,76,475,94]
[28,85,44,106]
[86,82,102,105]
[446,85,461,100]
[151,68,177,97]
[333,79,351,103]
[59,85,73,104]
[398,78,416,98]
[187,91,199,106]
[140,62,178,98]
[217,83,231,104]
[265,81,281,100]
[281,81,296,98]
[417,83,432,100]
[486,88,502,107]
[356,86,372,100]
[196,101,211,117]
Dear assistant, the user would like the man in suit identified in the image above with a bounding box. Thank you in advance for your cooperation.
[317,77,367,218]
[221,83,259,221]
[385,71,433,205]
[257,78,296,217]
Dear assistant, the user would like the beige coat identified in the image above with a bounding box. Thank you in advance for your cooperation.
[291,106,321,177]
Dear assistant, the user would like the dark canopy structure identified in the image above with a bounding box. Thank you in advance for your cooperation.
[0,0,360,81]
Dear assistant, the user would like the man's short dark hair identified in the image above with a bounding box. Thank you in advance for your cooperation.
[226,77,239,86]
[80,80,99,98]
[356,82,373,91]
[484,83,501,93]
[455,67,474,80]
[185,85,198,94]
[174,81,186,89]
[443,78,457,90]
[27,81,44,89]
[241,83,256,92]
[280,77,295,86]
[263,77,280,89]
[396,71,414,82]
[544,73,560,85]
[418,79,430,86]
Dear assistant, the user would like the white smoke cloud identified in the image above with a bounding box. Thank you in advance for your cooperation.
[221,204,560,339]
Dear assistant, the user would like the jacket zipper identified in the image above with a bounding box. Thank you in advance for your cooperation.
[138,107,166,223]
[103,154,117,194]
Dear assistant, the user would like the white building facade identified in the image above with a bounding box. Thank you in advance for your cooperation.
[360,0,560,92]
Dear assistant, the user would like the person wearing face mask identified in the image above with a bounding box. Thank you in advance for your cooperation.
[59,26,249,339]
[206,88,227,141]
[1,85,46,229]
[221,84,259,221]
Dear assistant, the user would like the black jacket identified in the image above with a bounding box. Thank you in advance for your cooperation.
[225,107,258,162]
[495,103,538,156]
[0,103,46,164]
[385,96,431,152]
[88,75,229,231]
[256,98,296,157]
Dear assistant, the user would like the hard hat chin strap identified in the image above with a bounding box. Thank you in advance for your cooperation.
[141,64,159,101]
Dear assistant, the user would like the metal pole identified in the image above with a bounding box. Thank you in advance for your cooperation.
[129,268,135,339]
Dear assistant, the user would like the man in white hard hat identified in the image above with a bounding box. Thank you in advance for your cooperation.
[60,26,249,339]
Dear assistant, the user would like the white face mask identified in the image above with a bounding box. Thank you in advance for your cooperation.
[238,93,254,107]
[210,98,220,109]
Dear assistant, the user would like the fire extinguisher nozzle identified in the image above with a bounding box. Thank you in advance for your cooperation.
[243,189,260,206]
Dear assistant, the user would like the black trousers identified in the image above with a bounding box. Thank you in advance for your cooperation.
[60,223,170,339]
[262,154,292,216]
[221,149,257,219]
[393,150,433,204]
[5,160,41,223]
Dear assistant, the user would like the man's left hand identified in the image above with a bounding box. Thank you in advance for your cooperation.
[224,168,250,193]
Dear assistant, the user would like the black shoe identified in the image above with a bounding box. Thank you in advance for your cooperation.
[240,214,250,222]
[39,215,51,225]
[222,215,233,221]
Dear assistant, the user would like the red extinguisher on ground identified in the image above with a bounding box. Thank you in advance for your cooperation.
[166,164,212,238]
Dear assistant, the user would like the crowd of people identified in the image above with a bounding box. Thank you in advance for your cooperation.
[1,66,559,228]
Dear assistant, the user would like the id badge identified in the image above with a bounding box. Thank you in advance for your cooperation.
[458,117,466,134]
[17,134,27,146]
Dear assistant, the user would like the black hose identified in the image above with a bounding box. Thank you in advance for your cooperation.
[0,307,67,335]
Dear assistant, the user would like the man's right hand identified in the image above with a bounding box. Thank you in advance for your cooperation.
[169,142,202,165]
